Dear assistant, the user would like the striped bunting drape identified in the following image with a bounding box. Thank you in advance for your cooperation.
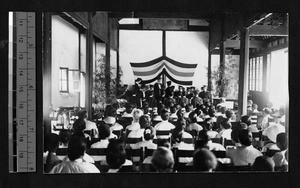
[130,56,198,85]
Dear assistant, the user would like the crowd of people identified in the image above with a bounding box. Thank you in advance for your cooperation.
[44,78,288,173]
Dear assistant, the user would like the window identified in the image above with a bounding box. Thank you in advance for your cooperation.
[69,70,80,92]
[266,54,271,92]
[59,68,69,92]
[248,56,263,91]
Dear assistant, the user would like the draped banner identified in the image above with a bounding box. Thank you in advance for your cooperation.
[130,56,198,85]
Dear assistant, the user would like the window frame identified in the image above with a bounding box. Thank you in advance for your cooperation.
[59,67,69,93]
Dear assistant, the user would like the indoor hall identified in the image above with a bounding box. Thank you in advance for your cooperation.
[0,1,296,187]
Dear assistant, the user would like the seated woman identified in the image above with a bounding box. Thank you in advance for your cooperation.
[58,130,72,148]
[193,148,218,172]
[127,115,151,148]
[44,133,62,173]
[252,156,275,172]
[151,147,174,173]
[106,139,135,173]
[226,129,262,166]
[126,108,143,131]
[215,119,232,140]
[50,137,100,173]
[261,123,285,152]
[272,132,288,169]
[186,111,203,132]
[240,115,258,133]
[198,130,225,151]
[78,110,99,138]
[72,118,91,147]
[91,123,111,149]
[131,126,157,150]
[103,107,123,132]
[203,118,218,139]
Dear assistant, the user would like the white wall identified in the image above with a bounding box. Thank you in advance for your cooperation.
[51,15,80,109]
[119,30,163,85]
[166,31,209,88]
[119,30,209,88]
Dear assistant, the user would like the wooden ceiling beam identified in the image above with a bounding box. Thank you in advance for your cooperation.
[224,39,266,49]
[249,25,288,36]
[108,12,220,20]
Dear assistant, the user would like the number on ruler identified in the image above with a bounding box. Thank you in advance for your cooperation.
[19,103,24,109]
[19,119,24,126]
[19,152,24,159]
[19,136,24,142]
[19,86,24,92]
[19,37,24,43]
[19,70,24,76]
[28,85,33,90]
[28,43,34,48]
[18,20,24,26]
[19,53,23,60]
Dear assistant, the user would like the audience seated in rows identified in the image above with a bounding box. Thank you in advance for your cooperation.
[50,137,100,173]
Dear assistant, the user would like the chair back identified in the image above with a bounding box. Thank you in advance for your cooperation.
[112,130,123,139]
[223,138,235,148]
[211,150,226,158]
[126,137,143,144]
[86,148,107,162]
[182,138,194,144]
[265,148,280,157]
[188,130,198,140]
[144,147,156,158]
[156,130,171,136]
[173,148,194,172]
[211,137,223,145]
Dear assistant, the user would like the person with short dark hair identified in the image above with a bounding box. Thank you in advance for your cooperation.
[252,156,275,171]
[272,132,288,168]
[44,133,62,173]
[186,111,203,132]
[226,129,262,166]
[241,115,258,133]
[58,130,72,148]
[151,147,174,173]
[77,110,99,138]
[154,108,175,139]
[106,139,134,173]
[91,123,111,148]
[215,119,232,140]
[193,148,217,172]
[50,137,100,173]
[127,114,151,148]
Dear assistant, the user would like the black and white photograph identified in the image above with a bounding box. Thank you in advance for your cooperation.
[0,0,298,187]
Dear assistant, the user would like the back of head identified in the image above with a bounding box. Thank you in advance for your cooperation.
[68,137,87,161]
[132,109,143,122]
[188,111,198,123]
[106,107,117,117]
[139,115,151,129]
[44,133,60,152]
[98,123,111,139]
[77,110,88,120]
[160,108,170,121]
[240,115,252,126]
[221,119,231,130]
[195,130,209,150]
[151,147,174,172]
[225,110,233,119]
[58,130,72,145]
[252,156,274,171]
[276,132,287,151]
[238,129,252,146]
[106,139,126,169]
[144,126,155,141]
[193,148,217,172]
[73,118,86,133]
[157,140,171,149]
[125,103,133,114]
[220,106,227,114]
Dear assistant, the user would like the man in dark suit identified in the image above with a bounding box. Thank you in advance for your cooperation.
[154,77,163,105]
[199,85,212,105]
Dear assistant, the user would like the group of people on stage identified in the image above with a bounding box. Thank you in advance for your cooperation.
[120,77,212,110]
